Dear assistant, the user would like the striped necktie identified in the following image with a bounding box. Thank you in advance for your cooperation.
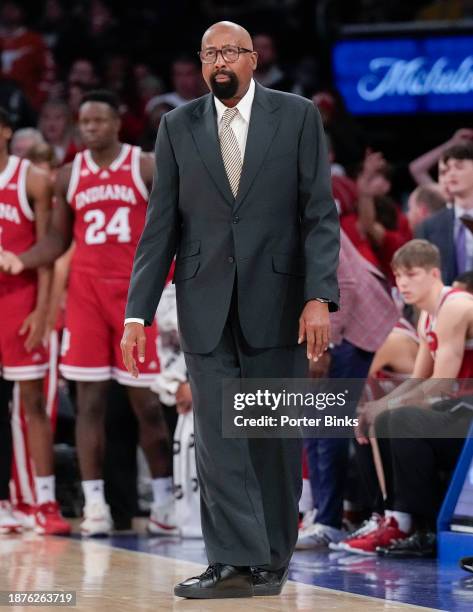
[219,107,242,198]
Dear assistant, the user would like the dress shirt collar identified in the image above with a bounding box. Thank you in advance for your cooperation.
[454,203,473,220]
[214,78,255,125]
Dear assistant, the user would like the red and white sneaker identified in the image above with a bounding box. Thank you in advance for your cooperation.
[0,501,23,534]
[12,502,36,530]
[343,516,409,556]
[329,513,382,551]
[147,499,179,536]
[34,502,71,536]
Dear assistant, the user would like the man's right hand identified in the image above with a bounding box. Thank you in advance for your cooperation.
[0,249,25,275]
[120,322,146,378]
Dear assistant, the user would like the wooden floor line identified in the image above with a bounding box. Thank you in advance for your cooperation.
[73,537,443,611]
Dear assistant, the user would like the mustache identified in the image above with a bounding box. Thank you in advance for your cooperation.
[211,69,234,77]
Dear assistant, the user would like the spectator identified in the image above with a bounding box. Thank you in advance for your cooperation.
[416,142,473,284]
[341,152,412,282]
[312,91,366,175]
[0,1,55,109]
[409,128,473,194]
[406,184,447,232]
[147,56,203,109]
[68,58,99,89]
[38,100,79,165]
[253,33,295,92]
[133,63,164,110]
[169,56,205,105]
[84,0,122,59]
[140,97,176,152]
[10,127,45,158]
[0,77,36,129]
[102,53,146,143]
[67,81,92,120]
[38,0,69,54]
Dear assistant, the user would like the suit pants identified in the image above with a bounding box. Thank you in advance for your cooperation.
[184,291,306,569]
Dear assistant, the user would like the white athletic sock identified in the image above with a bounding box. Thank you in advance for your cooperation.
[151,477,173,505]
[82,480,106,507]
[35,476,55,505]
[385,509,412,533]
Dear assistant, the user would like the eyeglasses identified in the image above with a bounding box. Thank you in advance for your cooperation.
[198,45,253,64]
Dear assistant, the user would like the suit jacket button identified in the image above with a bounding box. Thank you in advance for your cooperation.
[228,256,235,263]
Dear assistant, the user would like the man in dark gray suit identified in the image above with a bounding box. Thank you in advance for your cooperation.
[121,21,339,599]
[415,143,473,285]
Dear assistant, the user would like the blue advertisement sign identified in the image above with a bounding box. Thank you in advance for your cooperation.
[332,36,473,114]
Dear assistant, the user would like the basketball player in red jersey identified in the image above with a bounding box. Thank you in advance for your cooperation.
[350,239,473,557]
[0,108,70,535]
[0,92,175,537]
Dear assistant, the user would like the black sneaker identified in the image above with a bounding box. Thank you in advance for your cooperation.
[376,530,437,558]
[251,566,289,596]
[174,564,253,599]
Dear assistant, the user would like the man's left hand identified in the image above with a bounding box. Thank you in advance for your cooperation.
[298,300,330,361]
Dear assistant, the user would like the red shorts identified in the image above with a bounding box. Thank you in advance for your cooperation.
[59,271,160,387]
[0,283,48,381]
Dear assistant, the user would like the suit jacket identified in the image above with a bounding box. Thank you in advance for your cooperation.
[330,230,398,353]
[415,206,456,285]
[126,82,340,353]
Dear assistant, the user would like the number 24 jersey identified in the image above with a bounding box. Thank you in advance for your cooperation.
[67,144,149,279]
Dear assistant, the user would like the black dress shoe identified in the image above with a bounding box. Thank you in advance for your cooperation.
[376,530,436,558]
[251,566,289,596]
[174,564,253,599]
[460,557,473,573]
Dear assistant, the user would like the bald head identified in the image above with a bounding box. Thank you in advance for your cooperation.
[202,21,253,50]
[200,21,257,105]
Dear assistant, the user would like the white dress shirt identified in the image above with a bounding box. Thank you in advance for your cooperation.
[454,204,473,271]
[125,80,256,327]
[213,77,255,158]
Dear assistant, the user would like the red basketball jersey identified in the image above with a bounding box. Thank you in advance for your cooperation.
[0,155,36,296]
[67,144,149,279]
[420,287,473,379]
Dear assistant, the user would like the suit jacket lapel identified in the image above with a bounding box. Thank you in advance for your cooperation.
[234,84,280,211]
[190,84,280,209]
[190,94,234,205]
